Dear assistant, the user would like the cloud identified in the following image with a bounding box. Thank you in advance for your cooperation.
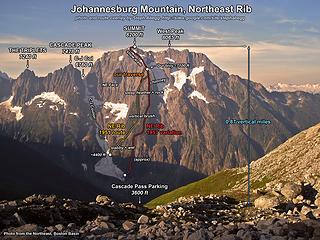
[0,35,46,45]
[187,25,237,43]
[187,34,223,41]
[275,18,304,24]
[305,26,320,34]
[252,39,320,55]
[199,26,219,34]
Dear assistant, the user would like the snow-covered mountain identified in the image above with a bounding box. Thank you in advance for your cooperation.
[268,83,320,94]
[1,48,320,202]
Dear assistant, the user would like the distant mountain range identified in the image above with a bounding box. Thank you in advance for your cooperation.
[268,83,320,94]
[0,71,10,80]
[0,48,319,202]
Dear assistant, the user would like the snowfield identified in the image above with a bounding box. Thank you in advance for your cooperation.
[25,92,66,107]
[94,127,124,181]
[171,66,205,90]
[189,90,209,103]
[49,105,59,111]
[171,70,187,91]
[104,102,129,121]
[69,112,79,117]
[163,86,174,104]
[165,57,175,63]
[189,66,204,86]
[0,96,24,121]
[94,157,125,181]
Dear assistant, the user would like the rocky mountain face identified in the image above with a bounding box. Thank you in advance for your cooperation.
[0,72,11,102]
[85,48,320,174]
[0,48,320,202]
[1,65,90,148]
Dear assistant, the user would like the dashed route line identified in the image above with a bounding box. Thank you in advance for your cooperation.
[106,46,151,175]
[127,46,151,174]
[115,70,149,146]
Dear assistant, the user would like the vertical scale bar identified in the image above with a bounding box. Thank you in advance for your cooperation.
[247,46,251,206]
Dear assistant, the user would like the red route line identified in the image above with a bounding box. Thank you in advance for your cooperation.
[127,46,151,174]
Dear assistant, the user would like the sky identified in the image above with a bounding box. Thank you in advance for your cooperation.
[0,0,319,86]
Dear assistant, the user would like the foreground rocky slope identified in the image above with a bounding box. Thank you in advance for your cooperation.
[148,122,320,207]
[242,122,320,193]
[1,192,320,239]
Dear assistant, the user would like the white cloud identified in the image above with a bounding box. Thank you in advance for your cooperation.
[199,26,219,34]
[188,34,223,41]
[275,18,304,24]
[189,25,236,42]
[305,27,320,34]
[251,41,320,56]
[0,35,46,45]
